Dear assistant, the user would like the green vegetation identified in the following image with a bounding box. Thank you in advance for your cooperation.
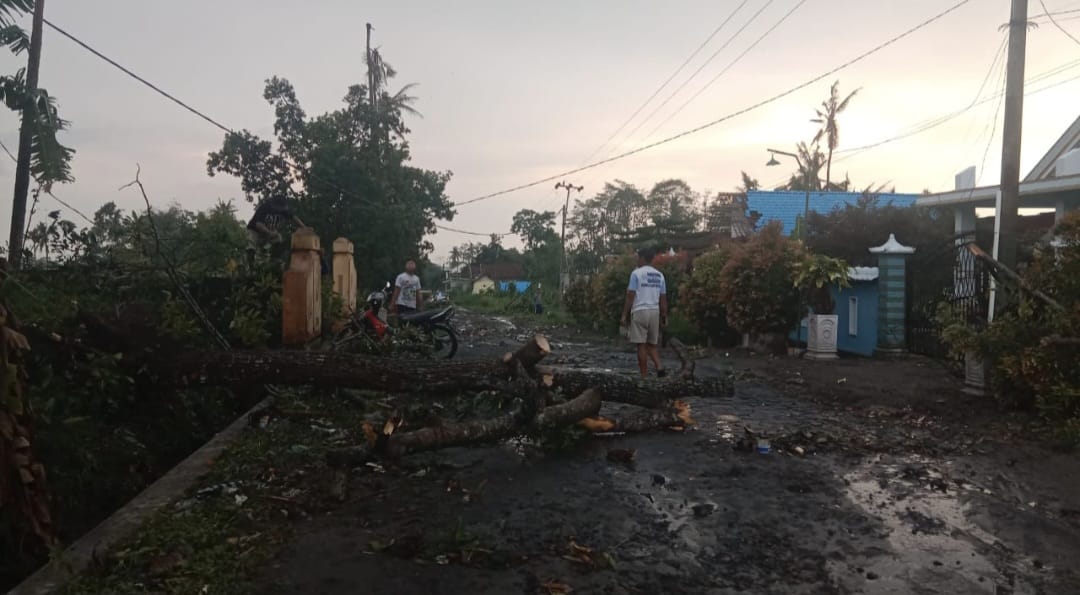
[938,213,1080,445]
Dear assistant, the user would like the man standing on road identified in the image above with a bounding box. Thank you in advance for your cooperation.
[390,259,423,318]
[620,248,668,378]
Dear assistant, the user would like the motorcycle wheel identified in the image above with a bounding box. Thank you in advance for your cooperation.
[427,324,458,359]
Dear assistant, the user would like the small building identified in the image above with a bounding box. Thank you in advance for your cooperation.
[468,263,527,294]
[792,267,880,357]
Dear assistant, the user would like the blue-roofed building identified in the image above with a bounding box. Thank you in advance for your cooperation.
[746,191,919,235]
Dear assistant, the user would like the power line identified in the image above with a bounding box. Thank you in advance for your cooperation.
[576,0,754,167]
[613,0,779,154]
[835,35,1008,158]
[834,57,1080,161]
[644,0,809,142]
[43,19,233,134]
[43,18,382,220]
[0,137,95,225]
[436,224,510,238]
[454,0,976,208]
[1039,0,1080,46]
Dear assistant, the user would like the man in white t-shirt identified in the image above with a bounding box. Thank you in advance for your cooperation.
[390,259,423,317]
[620,248,668,378]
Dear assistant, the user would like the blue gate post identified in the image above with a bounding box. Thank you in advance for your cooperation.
[870,234,916,354]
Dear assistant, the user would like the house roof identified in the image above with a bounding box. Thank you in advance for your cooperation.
[745,191,919,235]
[916,174,1080,208]
[1025,114,1080,182]
[468,262,526,281]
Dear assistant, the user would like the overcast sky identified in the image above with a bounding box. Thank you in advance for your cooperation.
[1,0,1078,262]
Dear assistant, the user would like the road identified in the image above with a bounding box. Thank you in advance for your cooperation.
[259,311,1080,594]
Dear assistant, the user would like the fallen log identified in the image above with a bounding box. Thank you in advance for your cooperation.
[537,366,731,409]
[580,400,696,434]
[503,334,551,372]
[165,349,527,393]
[327,390,603,466]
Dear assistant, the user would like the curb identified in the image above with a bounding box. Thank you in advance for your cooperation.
[8,396,273,595]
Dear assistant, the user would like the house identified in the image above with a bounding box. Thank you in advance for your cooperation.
[745,190,920,235]
[467,263,528,294]
[918,113,1080,235]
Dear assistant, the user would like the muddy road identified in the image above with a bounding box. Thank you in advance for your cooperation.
[260,312,1080,594]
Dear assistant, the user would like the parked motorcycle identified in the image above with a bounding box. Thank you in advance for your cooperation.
[333,288,458,359]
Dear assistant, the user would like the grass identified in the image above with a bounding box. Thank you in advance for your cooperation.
[451,291,575,326]
[58,388,370,595]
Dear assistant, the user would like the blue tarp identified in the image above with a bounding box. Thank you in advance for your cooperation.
[498,280,531,294]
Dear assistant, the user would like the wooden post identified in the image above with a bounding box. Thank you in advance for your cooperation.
[7,0,47,270]
[282,228,322,346]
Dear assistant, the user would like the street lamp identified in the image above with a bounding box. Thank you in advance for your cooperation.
[766,148,813,240]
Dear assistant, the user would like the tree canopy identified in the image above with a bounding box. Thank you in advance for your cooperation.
[206,61,453,288]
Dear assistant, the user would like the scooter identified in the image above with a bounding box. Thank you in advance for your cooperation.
[333,286,458,359]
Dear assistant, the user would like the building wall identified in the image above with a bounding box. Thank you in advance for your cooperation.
[792,281,879,356]
[747,191,919,236]
[472,277,495,294]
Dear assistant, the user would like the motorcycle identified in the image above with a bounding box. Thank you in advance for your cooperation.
[332,286,458,359]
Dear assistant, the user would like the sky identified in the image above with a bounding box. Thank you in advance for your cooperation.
[1,0,1079,263]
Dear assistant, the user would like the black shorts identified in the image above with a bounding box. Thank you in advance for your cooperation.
[396,305,416,316]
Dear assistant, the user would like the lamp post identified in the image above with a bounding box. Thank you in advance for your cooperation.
[766,148,813,240]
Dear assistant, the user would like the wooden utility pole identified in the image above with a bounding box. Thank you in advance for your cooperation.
[995,0,1028,277]
[7,0,46,270]
[554,181,583,293]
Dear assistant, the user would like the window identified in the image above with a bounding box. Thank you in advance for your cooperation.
[848,296,859,336]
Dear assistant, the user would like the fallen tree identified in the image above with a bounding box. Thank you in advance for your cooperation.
[316,334,731,466]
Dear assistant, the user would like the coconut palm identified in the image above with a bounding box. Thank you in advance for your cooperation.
[811,81,859,190]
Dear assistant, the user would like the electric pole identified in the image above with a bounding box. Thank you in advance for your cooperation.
[8,0,46,270]
[555,181,583,293]
[995,0,1028,281]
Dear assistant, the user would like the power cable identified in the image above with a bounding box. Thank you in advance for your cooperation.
[1038,0,1080,46]
[454,0,976,208]
[576,0,754,167]
[0,138,95,224]
[613,0,779,155]
[643,0,809,142]
[435,224,510,238]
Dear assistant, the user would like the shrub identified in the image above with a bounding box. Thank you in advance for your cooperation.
[938,212,1080,444]
[719,222,803,335]
[680,247,738,345]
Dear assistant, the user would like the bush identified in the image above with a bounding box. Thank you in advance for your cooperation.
[680,247,738,345]
[719,222,803,335]
[568,251,691,334]
[939,212,1080,444]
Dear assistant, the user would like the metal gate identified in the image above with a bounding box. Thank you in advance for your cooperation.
[905,234,991,358]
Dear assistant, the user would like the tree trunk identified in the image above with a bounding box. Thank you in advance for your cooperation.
[327,389,603,466]
[580,400,695,434]
[538,366,730,409]
[165,350,525,393]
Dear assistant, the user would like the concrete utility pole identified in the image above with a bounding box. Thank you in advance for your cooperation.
[554,181,583,293]
[8,0,47,270]
[995,0,1028,281]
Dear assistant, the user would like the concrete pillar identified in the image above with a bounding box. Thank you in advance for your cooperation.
[282,228,322,346]
[332,237,357,316]
[1056,198,1067,224]
[869,234,915,354]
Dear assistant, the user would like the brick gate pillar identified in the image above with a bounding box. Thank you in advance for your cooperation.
[282,228,322,346]
[870,233,915,354]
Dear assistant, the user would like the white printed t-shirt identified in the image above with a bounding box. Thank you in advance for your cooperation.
[395,273,421,308]
[627,265,666,313]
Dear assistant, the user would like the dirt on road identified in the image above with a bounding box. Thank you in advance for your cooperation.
[258,311,1080,595]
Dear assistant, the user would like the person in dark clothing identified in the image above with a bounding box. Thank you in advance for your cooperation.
[246,197,304,264]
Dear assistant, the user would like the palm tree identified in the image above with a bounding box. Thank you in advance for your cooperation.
[811,81,859,190]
